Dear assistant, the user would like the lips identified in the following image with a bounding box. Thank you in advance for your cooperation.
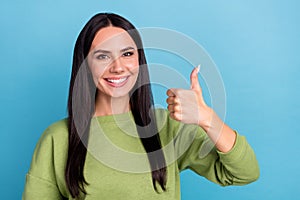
[104,76,129,87]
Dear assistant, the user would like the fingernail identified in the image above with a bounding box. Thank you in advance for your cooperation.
[196,64,201,73]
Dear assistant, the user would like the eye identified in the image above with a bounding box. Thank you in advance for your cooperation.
[96,54,110,60]
[122,51,134,57]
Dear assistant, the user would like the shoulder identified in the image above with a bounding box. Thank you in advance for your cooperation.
[153,108,169,123]
[43,118,68,136]
[29,118,69,173]
[153,108,175,132]
[153,108,205,144]
[34,118,69,154]
[153,108,178,127]
[27,118,69,197]
[153,108,205,135]
[42,118,68,139]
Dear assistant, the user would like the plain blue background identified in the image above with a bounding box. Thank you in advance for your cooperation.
[1,0,299,199]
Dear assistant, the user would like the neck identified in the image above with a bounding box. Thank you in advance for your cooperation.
[94,92,130,117]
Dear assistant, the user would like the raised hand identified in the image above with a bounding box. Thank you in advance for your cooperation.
[166,65,213,129]
[166,65,236,152]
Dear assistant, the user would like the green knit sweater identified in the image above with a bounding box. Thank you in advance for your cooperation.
[22,109,259,200]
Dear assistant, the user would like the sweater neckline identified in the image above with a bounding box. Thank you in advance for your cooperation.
[93,111,134,123]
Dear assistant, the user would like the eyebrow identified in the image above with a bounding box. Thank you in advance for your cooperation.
[93,46,136,54]
[120,46,135,52]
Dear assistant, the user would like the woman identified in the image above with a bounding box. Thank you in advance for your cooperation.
[22,13,259,200]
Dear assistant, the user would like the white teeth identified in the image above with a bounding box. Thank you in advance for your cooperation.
[107,77,127,84]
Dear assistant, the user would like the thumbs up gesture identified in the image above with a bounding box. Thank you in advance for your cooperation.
[166,65,213,128]
[167,65,237,152]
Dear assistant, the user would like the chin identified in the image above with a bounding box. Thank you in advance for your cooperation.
[110,92,130,98]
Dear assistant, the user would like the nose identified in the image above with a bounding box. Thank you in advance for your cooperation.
[109,56,124,73]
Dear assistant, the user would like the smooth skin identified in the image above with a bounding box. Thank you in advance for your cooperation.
[166,66,236,153]
[87,26,139,116]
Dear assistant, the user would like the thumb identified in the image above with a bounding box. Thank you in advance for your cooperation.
[190,65,201,92]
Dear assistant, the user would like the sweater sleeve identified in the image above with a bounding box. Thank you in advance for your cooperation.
[175,122,260,186]
[22,120,69,200]
[23,174,64,200]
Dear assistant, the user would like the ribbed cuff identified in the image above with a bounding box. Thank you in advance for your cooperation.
[217,132,247,164]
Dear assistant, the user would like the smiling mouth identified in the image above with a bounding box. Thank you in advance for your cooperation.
[104,76,129,87]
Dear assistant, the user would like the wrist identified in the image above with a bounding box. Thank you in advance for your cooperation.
[198,108,236,153]
[197,106,215,132]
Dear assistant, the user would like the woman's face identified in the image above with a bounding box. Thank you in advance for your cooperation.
[87,26,139,99]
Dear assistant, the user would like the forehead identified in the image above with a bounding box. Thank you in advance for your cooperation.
[90,26,136,50]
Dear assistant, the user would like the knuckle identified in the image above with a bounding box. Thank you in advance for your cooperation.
[166,98,170,104]
[166,90,171,96]
[174,112,182,121]
[175,104,183,111]
[174,97,181,104]
[167,104,171,110]
[169,112,175,119]
[167,88,176,97]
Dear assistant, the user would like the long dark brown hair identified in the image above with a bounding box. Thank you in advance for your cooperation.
[66,13,167,198]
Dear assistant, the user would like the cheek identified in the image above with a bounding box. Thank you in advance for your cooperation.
[124,57,139,71]
[92,66,105,77]
[89,63,106,85]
